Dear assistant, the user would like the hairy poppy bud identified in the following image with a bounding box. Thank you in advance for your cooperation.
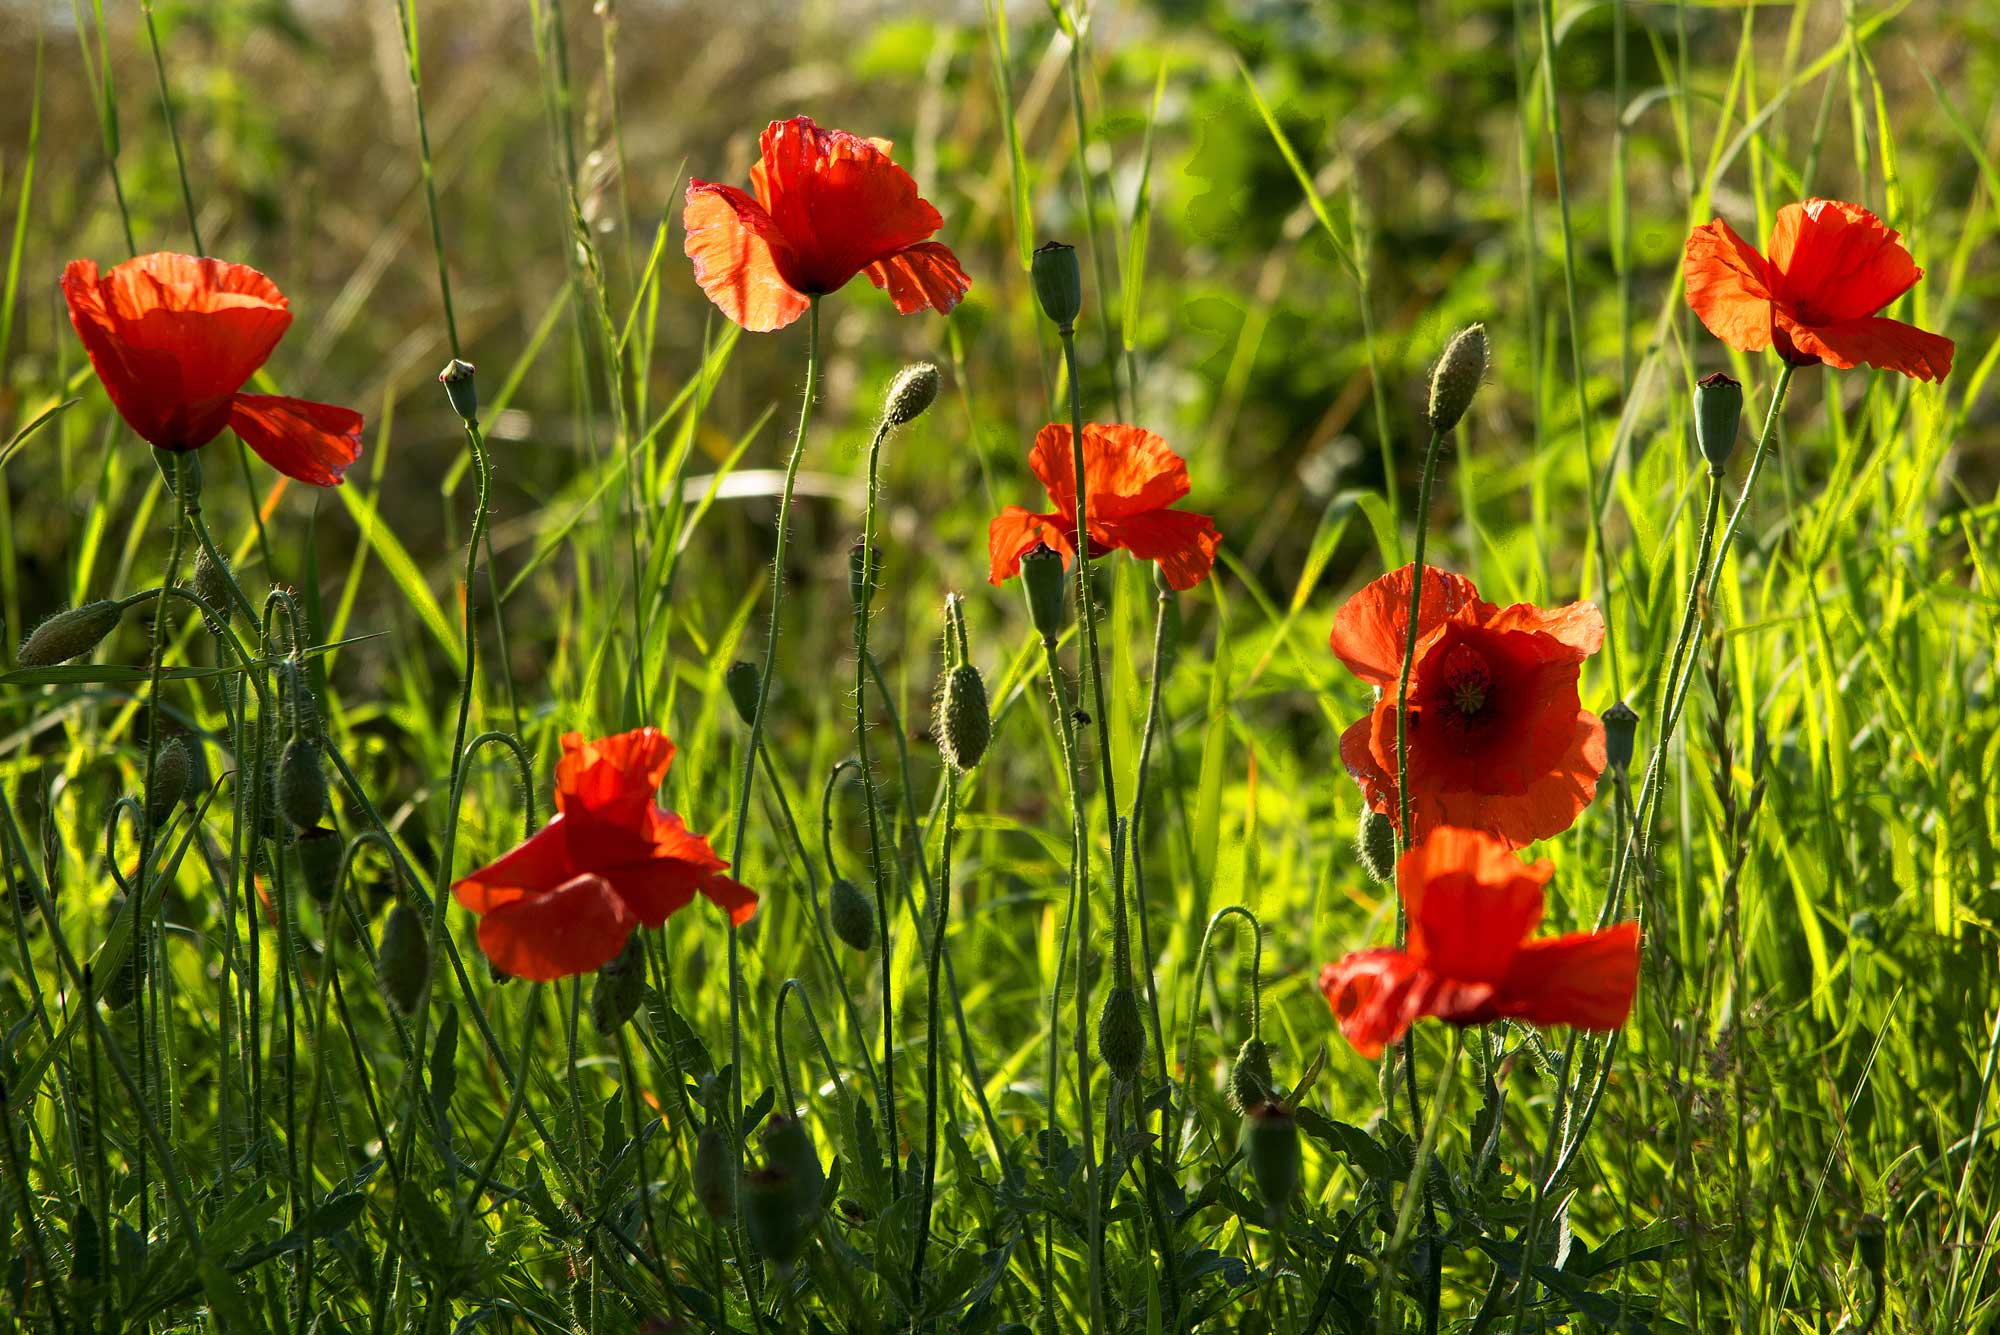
[276,737,328,830]
[590,933,648,1036]
[19,601,123,667]
[99,902,146,1011]
[1096,984,1146,1080]
[1242,1101,1300,1216]
[693,1126,735,1220]
[1021,543,1068,642]
[1031,241,1083,332]
[829,877,874,952]
[1226,1037,1275,1116]
[725,660,762,727]
[1854,1212,1886,1276]
[935,664,989,772]
[1694,371,1743,473]
[761,1113,826,1223]
[744,1168,809,1268]
[376,902,430,1017]
[1602,701,1639,775]
[1426,323,1488,434]
[295,826,344,905]
[438,358,478,422]
[189,550,233,628]
[848,543,880,615]
[1356,805,1397,885]
[147,738,191,826]
[883,361,941,427]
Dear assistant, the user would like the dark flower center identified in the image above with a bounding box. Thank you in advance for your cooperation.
[1440,645,1493,723]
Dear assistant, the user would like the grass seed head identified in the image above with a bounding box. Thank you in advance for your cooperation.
[1031,241,1082,332]
[18,601,123,667]
[883,361,941,427]
[376,902,430,1017]
[935,663,990,772]
[829,876,874,952]
[1694,371,1744,472]
[1426,323,1488,433]
[1097,983,1146,1080]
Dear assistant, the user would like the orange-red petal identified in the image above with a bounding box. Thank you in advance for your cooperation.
[555,728,677,818]
[1493,921,1641,1030]
[1765,199,1923,321]
[1684,218,1776,354]
[1028,423,1192,521]
[1776,312,1954,383]
[475,873,638,982]
[1330,565,1487,690]
[753,117,944,296]
[683,181,810,333]
[987,507,1074,585]
[862,241,971,317]
[1318,950,1423,1059]
[1093,507,1222,591]
[698,873,759,927]
[227,394,363,487]
[1400,828,1550,980]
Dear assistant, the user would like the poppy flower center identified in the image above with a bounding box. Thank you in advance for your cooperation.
[1440,645,1493,721]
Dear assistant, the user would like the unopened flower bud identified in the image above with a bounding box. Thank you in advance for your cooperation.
[438,358,478,422]
[99,903,146,1010]
[189,550,233,628]
[883,361,941,427]
[935,663,989,772]
[1096,984,1145,1080]
[1854,1212,1886,1276]
[1694,371,1743,473]
[725,660,762,727]
[295,826,345,905]
[1356,805,1397,885]
[1242,1101,1300,1217]
[829,877,874,952]
[1226,1037,1275,1115]
[1021,543,1068,641]
[376,902,430,1017]
[1426,323,1488,433]
[18,601,123,667]
[743,1168,809,1268]
[590,932,648,1036]
[277,737,328,830]
[693,1126,735,1221]
[1031,241,1083,332]
[848,543,880,615]
[1602,701,1639,775]
[761,1113,825,1223]
[147,738,191,826]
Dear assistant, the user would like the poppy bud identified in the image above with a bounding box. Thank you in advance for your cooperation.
[934,664,989,772]
[829,876,874,952]
[438,358,478,422]
[376,902,430,1017]
[1032,241,1083,332]
[1096,984,1146,1080]
[1021,543,1068,642]
[1426,323,1488,434]
[189,550,233,628]
[1853,1212,1886,1276]
[1693,371,1743,473]
[146,738,191,827]
[1226,1037,1275,1115]
[295,826,345,905]
[743,1168,809,1269]
[1242,1101,1300,1216]
[693,1126,735,1220]
[590,933,648,1036]
[883,361,941,427]
[98,904,146,1011]
[761,1113,826,1223]
[848,543,880,615]
[725,660,762,727]
[277,736,328,830]
[18,601,123,667]
[1355,805,1396,885]
[1602,701,1639,776]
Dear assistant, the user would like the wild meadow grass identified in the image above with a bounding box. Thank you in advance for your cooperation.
[1,2,1997,1332]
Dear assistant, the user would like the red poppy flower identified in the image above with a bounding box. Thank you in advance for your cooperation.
[451,728,756,982]
[61,252,364,486]
[1318,827,1639,1058]
[1332,565,1605,848]
[987,423,1221,592]
[1685,199,1953,382]
[683,115,971,333]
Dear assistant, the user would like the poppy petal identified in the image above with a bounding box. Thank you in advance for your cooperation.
[1028,423,1192,521]
[1685,218,1777,353]
[1494,921,1641,1030]
[1416,710,1605,849]
[476,873,638,982]
[755,117,944,294]
[227,394,364,487]
[1330,564,1487,689]
[987,506,1074,585]
[698,873,759,926]
[1777,313,1954,383]
[1484,600,1604,660]
[684,181,811,333]
[452,816,577,914]
[1766,199,1924,321]
[556,727,677,817]
[1318,950,1422,1059]
[1400,828,1549,981]
[862,241,971,317]
[1339,712,1396,823]
[1092,507,1222,591]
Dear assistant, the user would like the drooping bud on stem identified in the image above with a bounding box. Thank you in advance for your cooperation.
[147,738,191,826]
[743,1168,809,1269]
[934,663,989,772]
[829,877,874,952]
[1031,241,1083,333]
[277,736,328,830]
[1356,804,1397,885]
[1853,1212,1886,1277]
[295,826,344,905]
[1426,323,1489,434]
[375,902,430,1017]
[1226,1037,1275,1115]
[1694,371,1744,473]
[190,550,233,628]
[761,1113,826,1224]
[724,660,762,728]
[883,361,941,427]
[1602,701,1639,776]
[438,358,479,423]
[589,931,648,1035]
[1242,1101,1301,1219]
[693,1125,735,1220]
[1021,543,1069,642]
[1096,984,1145,1080]
[18,602,123,667]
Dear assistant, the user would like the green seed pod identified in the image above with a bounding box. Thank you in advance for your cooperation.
[276,736,328,830]
[1226,1037,1275,1116]
[1356,804,1397,886]
[1693,371,1744,473]
[1425,323,1488,434]
[1242,1101,1301,1215]
[761,1113,826,1223]
[934,663,989,772]
[693,1126,735,1221]
[829,876,874,952]
[1031,241,1083,332]
[590,933,648,1036]
[883,361,941,427]
[743,1168,809,1269]
[1854,1211,1886,1276]
[146,738,191,827]
[848,543,881,615]
[294,826,345,905]
[1601,701,1639,776]
[18,601,123,667]
[724,660,762,728]
[375,903,430,1017]
[1096,984,1146,1081]
[438,358,478,422]
[1020,543,1069,641]
[189,550,233,628]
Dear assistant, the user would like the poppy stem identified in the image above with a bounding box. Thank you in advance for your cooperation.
[1391,425,1448,865]
[1377,1027,1463,1334]
[1126,589,1177,1136]
[910,760,960,1306]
